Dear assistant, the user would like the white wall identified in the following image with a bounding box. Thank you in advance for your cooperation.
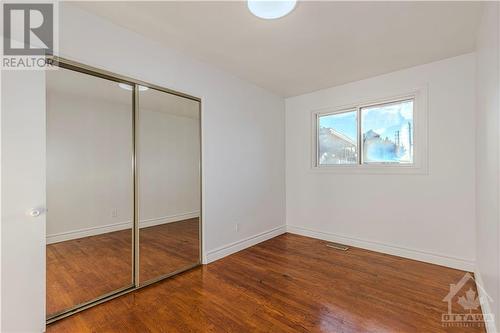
[138,106,200,226]
[286,53,476,271]
[1,71,46,332]
[46,90,134,242]
[475,2,500,332]
[46,88,201,243]
[57,3,286,262]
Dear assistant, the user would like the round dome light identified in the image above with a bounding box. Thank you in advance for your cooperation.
[247,0,296,20]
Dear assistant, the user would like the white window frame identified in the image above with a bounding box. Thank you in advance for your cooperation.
[311,87,428,174]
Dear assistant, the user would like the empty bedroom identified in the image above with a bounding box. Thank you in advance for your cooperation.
[1,1,500,332]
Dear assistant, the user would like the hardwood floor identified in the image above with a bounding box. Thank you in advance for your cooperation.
[139,218,199,283]
[47,233,486,332]
[46,218,199,317]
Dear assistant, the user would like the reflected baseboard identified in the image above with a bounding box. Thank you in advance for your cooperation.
[46,211,200,244]
[140,212,199,229]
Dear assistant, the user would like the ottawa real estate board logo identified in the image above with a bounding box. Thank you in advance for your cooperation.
[442,272,494,328]
[2,2,57,69]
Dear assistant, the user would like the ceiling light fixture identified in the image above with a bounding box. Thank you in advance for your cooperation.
[118,83,149,91]
[247,0,296,20]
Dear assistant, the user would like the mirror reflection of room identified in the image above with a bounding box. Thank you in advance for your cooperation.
[45,66,201,319]
[138,88,200,284]
[46,68,134,317]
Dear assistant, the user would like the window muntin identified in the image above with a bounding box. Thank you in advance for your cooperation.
[318,110,358,165]
[315,98,415,167]
[361,99,414,164]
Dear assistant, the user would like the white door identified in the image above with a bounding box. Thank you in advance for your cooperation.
[1,70,46,332]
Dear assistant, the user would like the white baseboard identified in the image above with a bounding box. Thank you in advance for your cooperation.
[474,269,497,333]
[203,225,287,264]
[287,225,475,271]
[139,211,200,229]
[46,211,200,244]
[46,221,131,244]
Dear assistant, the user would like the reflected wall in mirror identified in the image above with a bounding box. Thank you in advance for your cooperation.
[46,68,134,317]
[138,88,201,284]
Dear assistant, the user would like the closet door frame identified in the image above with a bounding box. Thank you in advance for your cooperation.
[46,56,202,324]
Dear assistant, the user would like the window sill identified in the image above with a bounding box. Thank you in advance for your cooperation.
[310,163,428,175]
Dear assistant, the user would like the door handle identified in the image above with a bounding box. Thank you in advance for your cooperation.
[27,208,44,217]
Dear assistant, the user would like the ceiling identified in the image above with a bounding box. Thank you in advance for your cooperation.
[74,1,482,97]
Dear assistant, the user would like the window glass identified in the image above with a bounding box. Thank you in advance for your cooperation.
[361,99,414,164]
[318,110,358,165]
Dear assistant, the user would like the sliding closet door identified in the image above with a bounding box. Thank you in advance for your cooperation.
[137,88,201,284]
[46,68,134,318]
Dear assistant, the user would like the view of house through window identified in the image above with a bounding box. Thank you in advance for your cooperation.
[361,99,414,164]
[318,110,357,165]
[317,98,414,166]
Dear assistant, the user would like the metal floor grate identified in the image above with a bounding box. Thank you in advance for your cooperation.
[326,242,350,251]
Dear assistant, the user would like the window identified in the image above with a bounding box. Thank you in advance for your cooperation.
[316,98,415,167]
[318,109,357,165]
[361,99,414,164]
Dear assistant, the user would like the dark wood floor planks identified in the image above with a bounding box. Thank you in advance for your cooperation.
[46,218,199,317]
[139,217,199,283]
[47,233,486,333]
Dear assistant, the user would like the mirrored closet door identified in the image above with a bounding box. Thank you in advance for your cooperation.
[137,88,201,285]
[46,67,134,318]
[46,58,202,322]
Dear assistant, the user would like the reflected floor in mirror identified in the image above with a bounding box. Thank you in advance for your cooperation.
[139,217,200,283]
[46,218,199,316]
